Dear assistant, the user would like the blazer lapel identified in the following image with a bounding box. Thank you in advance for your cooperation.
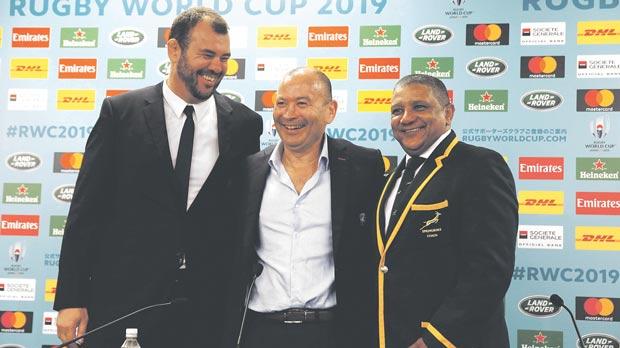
[327,137,350,263]
[382,158,406,237]
[242,148,273,252]
[215,92,233,160]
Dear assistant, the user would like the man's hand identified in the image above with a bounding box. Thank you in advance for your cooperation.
[409,338,428,348]
[57,307,89,343]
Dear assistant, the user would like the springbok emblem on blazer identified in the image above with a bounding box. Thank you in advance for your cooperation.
[420,211,441,230]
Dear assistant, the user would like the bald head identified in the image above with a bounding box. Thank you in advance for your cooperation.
[280,67,333,103]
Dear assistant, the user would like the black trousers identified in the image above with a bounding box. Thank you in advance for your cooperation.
[241,311,338,348]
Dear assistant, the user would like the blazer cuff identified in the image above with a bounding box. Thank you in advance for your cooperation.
[421,322,456,348]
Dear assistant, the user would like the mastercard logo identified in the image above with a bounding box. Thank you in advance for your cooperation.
[226,59,239,75]
[60,153,83,169]
[584,89,615,108]
[528,56,557,74]
[473,24,502,41]
[0,311,28,329]
[254,90,277,111]
[583,297,615,316]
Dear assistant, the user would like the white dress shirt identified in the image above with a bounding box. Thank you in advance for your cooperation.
[249,137,336,312]
[384,129,452,233]
[162,81,219,210]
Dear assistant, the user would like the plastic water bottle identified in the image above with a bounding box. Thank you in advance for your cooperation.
[120,328,141,348]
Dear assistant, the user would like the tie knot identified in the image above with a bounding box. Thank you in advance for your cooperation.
[406,156,425,171]
[183,105,195,118]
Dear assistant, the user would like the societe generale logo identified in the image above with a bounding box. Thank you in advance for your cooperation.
[11,27,50,48]
[518,191,564,215]
[257,26,297,48]
[308,26,348,47]
[518,157,564,180]
[357,90,392,112]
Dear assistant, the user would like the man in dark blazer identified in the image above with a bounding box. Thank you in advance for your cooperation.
[227,67,384,348]
[376,74,517,348]
[54,7,262,347]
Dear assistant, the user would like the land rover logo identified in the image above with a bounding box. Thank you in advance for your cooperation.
[53,185,75,203]
[518,295,561,317]
[221,91,243,103]
[521,90,563,111]
[466,57,507,77]
[158,61,171,77]
[582,333,620,348]
[413,25,453,45]
[110,28,145,46]
[6,153,41,171]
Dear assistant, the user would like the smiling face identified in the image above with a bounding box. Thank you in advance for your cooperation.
[167,19,230,103]
[390,83,454,156]
[273,69,337,156]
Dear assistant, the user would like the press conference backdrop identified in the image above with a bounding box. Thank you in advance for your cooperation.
[1,0,618,346]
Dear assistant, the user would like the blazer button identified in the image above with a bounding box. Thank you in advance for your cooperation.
[380,265,389,273]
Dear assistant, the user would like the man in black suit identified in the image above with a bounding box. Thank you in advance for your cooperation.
[54,7,262,347]
[228,67,384,348]
[376,74,517,348]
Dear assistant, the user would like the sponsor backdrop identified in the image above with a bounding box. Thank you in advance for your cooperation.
[0,0,618,347]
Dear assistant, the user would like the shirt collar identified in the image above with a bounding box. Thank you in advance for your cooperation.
[268,134,330,174]
[405,128,452,163]
[162,79,214,122]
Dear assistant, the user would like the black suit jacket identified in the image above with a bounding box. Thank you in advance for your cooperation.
[226,137,384,348]
[54,82,262,347]
[375,131,517,348]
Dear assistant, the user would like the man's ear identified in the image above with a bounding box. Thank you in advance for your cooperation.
[167,38,181,64]
[444,103,455,127]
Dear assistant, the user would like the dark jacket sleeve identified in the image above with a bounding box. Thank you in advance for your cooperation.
[422,150,517,347]
[54,97,116,310]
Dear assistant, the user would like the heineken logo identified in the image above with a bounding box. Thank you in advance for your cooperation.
[464,90,508,112]
[3,183,41,204]
[411,57,454,79]
[517,329,562,348]
[53,185,74,203]
[576,157,620,181]
[413,25,453,45]
[583,333,619,348]
[60,27,98,48]
[466,57,507,78]
[107,58,145,79]
[359,25,401,47]
[521,90,563,111]
[49,215,67,237]
[6,153,41,171]
[110,28,145,46]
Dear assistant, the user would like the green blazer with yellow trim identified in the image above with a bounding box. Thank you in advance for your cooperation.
[374,130,517,348]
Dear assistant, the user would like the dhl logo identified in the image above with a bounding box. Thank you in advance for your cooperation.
[577,21,620,44]
[10,58,48,79]
[307,58,347,80]
[257,26,297,48]
[576,226,620,250]
[56,89,96,110]
[518,191,564,215]
[357,90,392,112]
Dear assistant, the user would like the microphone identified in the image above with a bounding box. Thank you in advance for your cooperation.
[549,294,586,348]
[236,263,264,348]
[57,297,189,348]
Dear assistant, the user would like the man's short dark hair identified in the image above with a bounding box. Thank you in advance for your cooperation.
[283,67,333,101]
[394,74,450,106]
[169,7,228,51]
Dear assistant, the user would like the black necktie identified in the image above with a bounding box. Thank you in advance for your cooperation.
[388,156,425,229]
[175,105,195,210]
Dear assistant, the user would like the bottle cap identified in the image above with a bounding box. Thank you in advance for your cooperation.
[126,328,138,338]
